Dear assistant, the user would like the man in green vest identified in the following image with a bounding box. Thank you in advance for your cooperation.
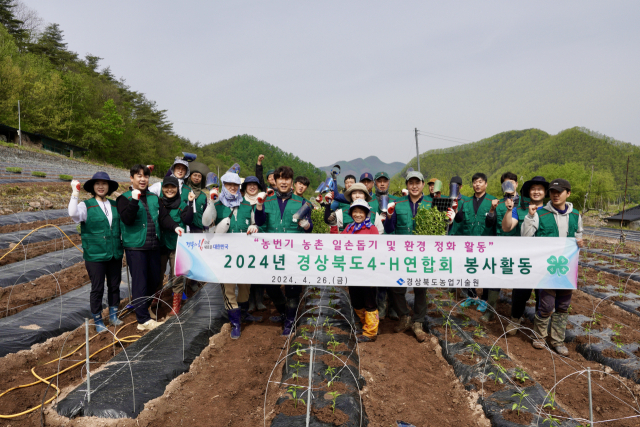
[255,154,276,191]
[454,172,498,301]
[383,171,432,342]
[501,176,548,336]
[117,164,164,331]
[254,165,313,335]
[522,178,584,356]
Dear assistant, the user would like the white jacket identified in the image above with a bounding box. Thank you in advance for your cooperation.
[521,201,583,239]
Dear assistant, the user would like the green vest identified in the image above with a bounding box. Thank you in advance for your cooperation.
[80,198,124,262]
[120,190,161,248]
[457,194,498,236]
[338,202,354,232]
[535,207,580,238]
[394,196,432,235]
[262,194,309,233]
[214,198,254,233]
[180,185,207,229]
[496,199,520,237]
[159,201,189,251]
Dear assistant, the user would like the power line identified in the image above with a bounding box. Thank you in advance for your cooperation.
[417,130,472,143]
[417,132,472,145]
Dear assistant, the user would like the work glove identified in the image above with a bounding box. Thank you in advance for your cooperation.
[324,192,334,204]
[188,191,196,202]
[327,212,337,226]
[446,208,455,224]
[71,180,81,197]
[210,188,219,201]
[387,202,396,216]
[298,218,310,230]
[175,227,185,236]
[266,188,275,197]
[247,225,259,235]
[256,192,267,206]
[146,165,155,173]
[402,189,408,196]
[132,189,141,200]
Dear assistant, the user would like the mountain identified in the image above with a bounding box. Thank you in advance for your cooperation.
[392,127,640,209]
[188,134,326,189]
[320,156,405,185]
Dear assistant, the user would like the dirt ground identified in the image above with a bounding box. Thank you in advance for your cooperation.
[0,234,82,267]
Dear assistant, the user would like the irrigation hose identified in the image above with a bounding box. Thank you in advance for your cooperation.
[0,223,83,262]
[0,320,140,419]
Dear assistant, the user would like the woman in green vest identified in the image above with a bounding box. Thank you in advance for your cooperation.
[242,176,268,313]
[202,172,262,339]
[183,162,209,233]
[158,176,194,317]
[68,172,123,333]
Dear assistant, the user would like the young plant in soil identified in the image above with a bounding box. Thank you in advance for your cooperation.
[511,390,529,416]
[543,414,561,426]
[289,361,306,383]
[467,343,481,359]
[292,342,307,357]
[327,338,340,355]
[487,371,504,385]
[543,392,557,411]
[514,367,530,383]
[324,365,336,378]
[474,325,486,338]
[287,385,306,408]
[328,391,341,413]
[491,346,506,361]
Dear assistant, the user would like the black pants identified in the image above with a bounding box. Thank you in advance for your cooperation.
[189,226,204,233]
[86,258,122,315]
[390,287,427,323]
[349,287,376,311]
[511,289,534,319]
[265,285,301,309]
[125,249,162,324]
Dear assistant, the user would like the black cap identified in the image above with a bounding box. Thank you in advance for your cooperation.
[549,178,571,192]
[162,176,180,188]
[450,176,463,185]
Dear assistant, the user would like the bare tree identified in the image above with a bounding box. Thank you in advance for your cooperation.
[12,0,44,44]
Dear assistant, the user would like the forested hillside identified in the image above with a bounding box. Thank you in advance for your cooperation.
[394,128,640,208]
[320,156,405,185]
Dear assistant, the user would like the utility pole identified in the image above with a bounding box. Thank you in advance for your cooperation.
[620,156,630,244]
[415,128,420,173]
[18,100,22,146]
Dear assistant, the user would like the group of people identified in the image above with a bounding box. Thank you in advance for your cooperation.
[70,154,584,356]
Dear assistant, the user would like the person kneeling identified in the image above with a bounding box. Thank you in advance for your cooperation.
[343,200,379,342]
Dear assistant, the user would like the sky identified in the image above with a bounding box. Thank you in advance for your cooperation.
[23,1,640,167]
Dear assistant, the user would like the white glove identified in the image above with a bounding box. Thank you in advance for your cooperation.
[256,192,267,207]
[71,180,81,197]
[324,192,334,204]
[146,165,155,173]
[209,188,218,201]
[266,188,275,197]
[402,189,408,196]
[247,225,259,235]
[215,218,231,234]
[299,218,310,230]
[387,202,396,216]
[446,208,455,224]
[188,191,196,202]
[175,227,185,236]
[132,189,141,200]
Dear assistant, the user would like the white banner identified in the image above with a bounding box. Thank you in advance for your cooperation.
[175,233,579,289]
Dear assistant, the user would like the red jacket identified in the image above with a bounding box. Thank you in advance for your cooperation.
[340,224,379,235]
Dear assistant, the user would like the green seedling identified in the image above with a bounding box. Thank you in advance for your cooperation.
[491,346,505,361]
[613,323,623,337]
[328,338,340,354]
[487,371,503,385]
[543,414,561,426]
[474,325,486,338]
[450,328,457,339]
[328,391,341,413]
[327,375,340,389]
[593,313,603,324]
[543,392,557,411]
[289,361,306,383]
[514,367,529,383]
[448,291,456,301]
[511,390,529,416]
[324,366,336,377]
[467,343,481,359]
[6,167,21,173]
[287,385,306,408]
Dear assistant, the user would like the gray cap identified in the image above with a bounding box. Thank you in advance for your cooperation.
[405,171,424,182]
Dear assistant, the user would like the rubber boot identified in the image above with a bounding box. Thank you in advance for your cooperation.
[239,301,263,323]
[254,285,267,311]
[109,306,123,326]
[248,290,257,313]
[282,307,297,336]
[270,304,286,323]
[412,321,428,343]
[228,308,241,339]
[358,310,379,342]
[93,312,107,333]
[506,317,521,336]
[480,290,499,322]
[532,314,550,349]
[170,292,182,317]
[354,308,366,331]
[394,315,412,333]
[377,289,388,320]
[550,312,569,356]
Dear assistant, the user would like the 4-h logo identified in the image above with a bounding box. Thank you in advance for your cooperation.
[547,255,569,276]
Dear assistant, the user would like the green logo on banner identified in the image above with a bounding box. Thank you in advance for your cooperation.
[547,255,569,276]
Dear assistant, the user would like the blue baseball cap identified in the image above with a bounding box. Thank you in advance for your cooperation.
[359,172,374,182]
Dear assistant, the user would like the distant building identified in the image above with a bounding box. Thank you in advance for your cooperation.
[605,205,640,229]
[0,123,88,158]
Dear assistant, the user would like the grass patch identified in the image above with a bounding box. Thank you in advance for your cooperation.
[31,171,46,177]
[6,167,22,173]
[59,174,73,181]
